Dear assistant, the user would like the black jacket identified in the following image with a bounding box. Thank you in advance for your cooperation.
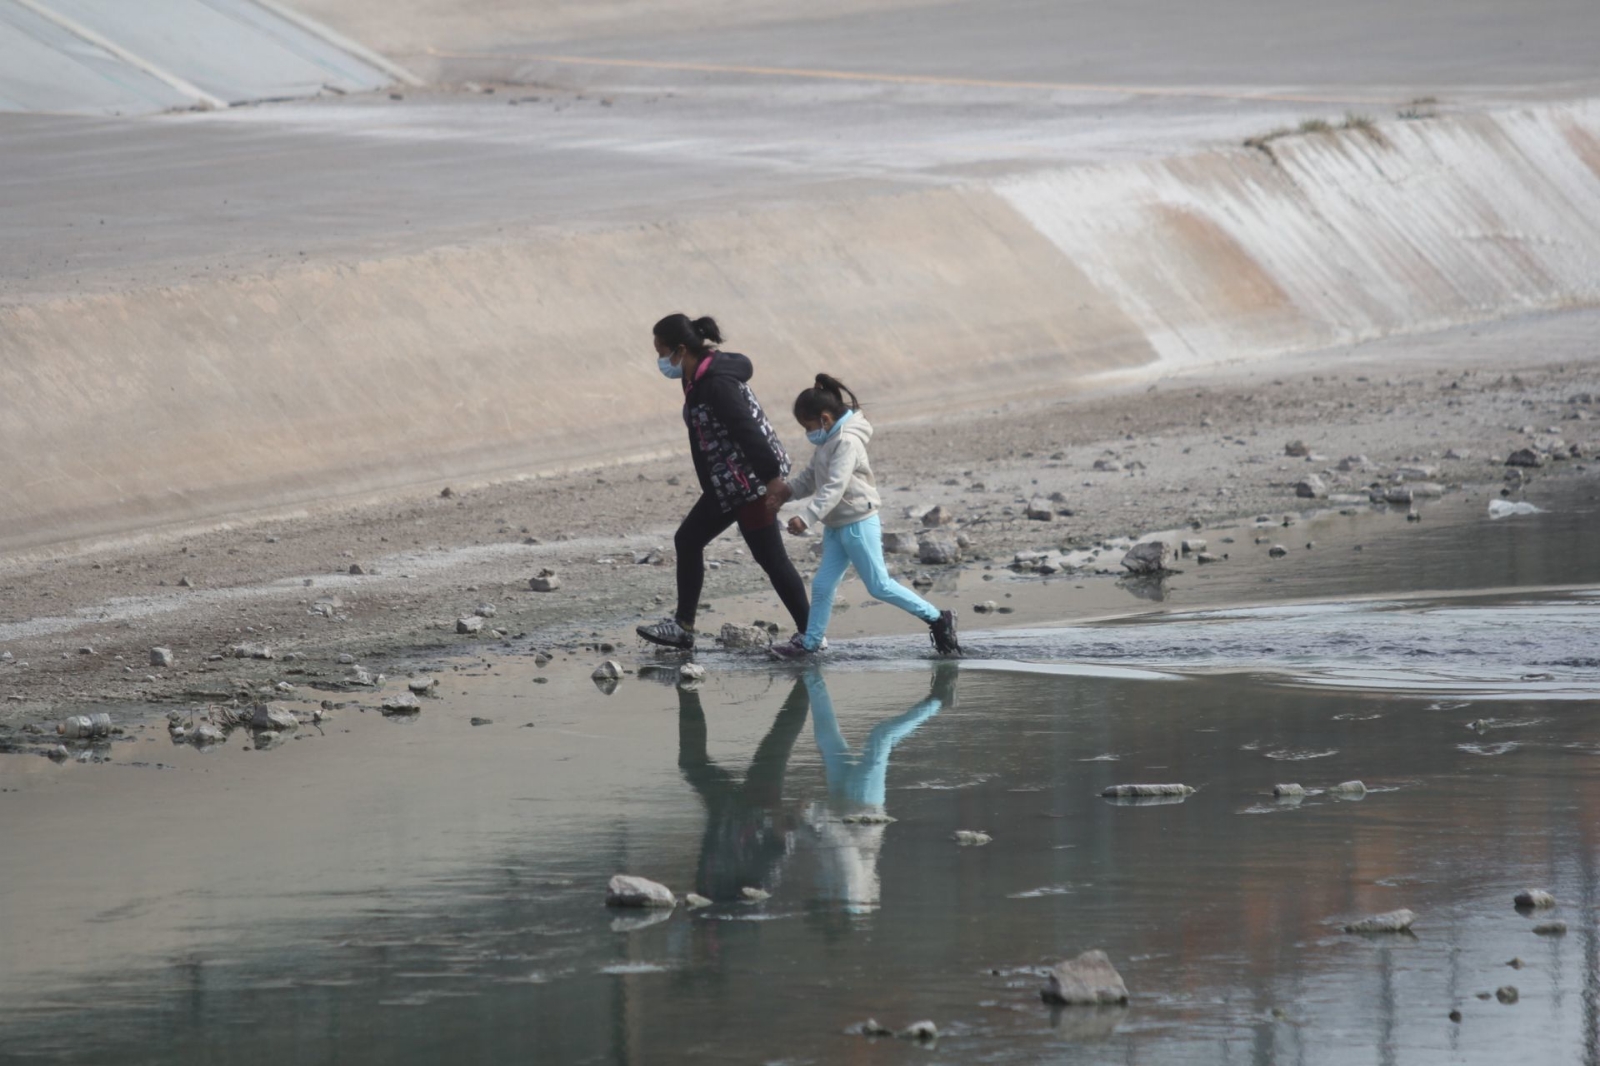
[681,351,790,512]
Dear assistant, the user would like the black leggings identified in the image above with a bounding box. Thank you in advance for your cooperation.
[675,493,809,633]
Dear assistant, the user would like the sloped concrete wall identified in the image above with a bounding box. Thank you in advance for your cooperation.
[3,103,1598,552]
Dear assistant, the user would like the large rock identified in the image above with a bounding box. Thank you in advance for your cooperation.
[1025,498,1055,521]
[918,532,960,565]
[605,874,676,909]
[1120,541,1170,574]
[381,693,422,714]
[921,504,954,527]
[1041,950,1130,1005]
[528,568,562,592]
[1514,889,1556,909]
[882,530,919,555]
[251,703,299,731]
[456,616,484,635]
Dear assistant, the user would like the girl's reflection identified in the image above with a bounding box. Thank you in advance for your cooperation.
[805,664,955,914]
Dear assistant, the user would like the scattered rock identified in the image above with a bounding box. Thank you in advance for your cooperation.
[348,563,367,576]
[1041,950,1130,1005]
[1120,541,1171,575]
[973,600,998,614]
[470,717,493,727]
[528,568,562,592]
[1533,921,1568,937]
[1448,1009,1461,1023]
[1284,440,1310,457]
[922,504,954,527]
[1196,552,1220,564]
[1445,448,1470,460]
[606,874,676,908]
[407,676,438,694]
[177,576,194,588]
[918,532,960,565]
[381,693,422,714]
[338,653,356,665]
[1294,475,1327,499]
[1273,783,1305,797]
[1181,538,1207,554]
[473,603,497,618]
[1496,986,1519,1004]
[679,662,706,682]
[1505,448,1543,468]
[740,886,771,902]
[852,1019,894,1038]
[149,647,174,668]
[717,624,771,650]
[251,703,299,731]
[1337,455,1370,471]
[1514,889,1556,909]
[1025,498,1054,521]
[897,1021,938,1042]
[592,660,622,681]
[882,530,919,554]
[1508,957,1525,969]
[1102,783,1194,797]
[684,893,712,909]
[455,616,484,635]
[191,722,226,745]
[841,811,896,825]
[1092,458,1122,472]
[1344,909,1415,933]
[232,643,274,660]
[952,830,992,846]
[1268,544,1288,558]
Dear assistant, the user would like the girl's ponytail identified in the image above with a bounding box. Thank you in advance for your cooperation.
[794,374,860,421]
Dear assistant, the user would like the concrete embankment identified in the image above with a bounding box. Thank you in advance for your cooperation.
[3,101,1598,554]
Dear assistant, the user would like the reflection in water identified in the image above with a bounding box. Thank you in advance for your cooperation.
[677,680,807,901]
[804,664,954,913]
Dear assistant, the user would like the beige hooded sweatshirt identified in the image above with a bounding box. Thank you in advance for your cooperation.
[787,411,882,530]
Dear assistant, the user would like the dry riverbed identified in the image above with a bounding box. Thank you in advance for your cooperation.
[1,326,1596,737]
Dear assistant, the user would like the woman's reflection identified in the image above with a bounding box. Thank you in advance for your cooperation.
[804,663,956,914]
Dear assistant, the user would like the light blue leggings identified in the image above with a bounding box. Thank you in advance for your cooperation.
[804,514,939,651]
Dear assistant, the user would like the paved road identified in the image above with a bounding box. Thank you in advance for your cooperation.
[5,0,1598,300]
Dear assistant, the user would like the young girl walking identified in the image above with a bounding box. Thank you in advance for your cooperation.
[769,375,959,659]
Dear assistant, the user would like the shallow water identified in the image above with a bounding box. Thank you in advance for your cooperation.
[2,482,1598,1065]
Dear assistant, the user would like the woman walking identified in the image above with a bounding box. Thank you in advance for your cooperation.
[636,313,810,651]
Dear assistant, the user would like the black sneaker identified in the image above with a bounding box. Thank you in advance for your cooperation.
[637,617,695,650]
[929,610,961,657]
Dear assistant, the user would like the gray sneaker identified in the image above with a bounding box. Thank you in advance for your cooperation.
[637,617,694,650]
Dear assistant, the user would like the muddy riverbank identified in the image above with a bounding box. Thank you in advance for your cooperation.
[0,312,1596,731]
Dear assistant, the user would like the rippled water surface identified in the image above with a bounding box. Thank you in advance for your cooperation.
[2,481,1597,1065]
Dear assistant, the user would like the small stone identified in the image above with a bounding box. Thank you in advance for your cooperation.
[606,874,675,908]
[882,530,919,554]
[1533,921,1567,936]
[1514,889,1556,909]
[1337,455,1370,471]
[952,830,992,846]
[528,568,562,592]
[177,576,194,588]
[1284,440,1310,457]
[1196,552,1220,564]
[407,677,438,694]
[1445,448,1470,460]
[470,717,493,727]
[1025,498,1054,521]
[1496,985,1519,1004]
[1102,783,1194,797]
[1273,783,1305,797]
[918,532,960,565]
[456,616,484,635]
[852,1019,894,1038]
[897,1021,937,1042]
[717,624,771,650]
[1120,541,1170,574]
[1041,949,1130,1005]
[1092,458,1122,472]
[348,563,366,576]
[1181,538,1207,554]
[1507,957,1525,969]
[381,693,422,714]
[679,662,707,682]
[191,723,226,745]
[338,653,356,665]
[440,486,454,498]
[973,600,998,614]
[592,660,622,681]
[685,893,712,909]
[740,886,770,902]
[149,647,174,668]
[1344,909,1415,933]
[473,603,497,618]
[922,504,954,527]
[1294,475,1327,499]
[1448,1009,1462,1023]
[1505,448,1543,468]
[1268,544,1288,558]
[251,703,299,731]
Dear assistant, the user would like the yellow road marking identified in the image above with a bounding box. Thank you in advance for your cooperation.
[424,49,1402,106]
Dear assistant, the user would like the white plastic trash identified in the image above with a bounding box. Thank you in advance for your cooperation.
[1488,500,1544,518]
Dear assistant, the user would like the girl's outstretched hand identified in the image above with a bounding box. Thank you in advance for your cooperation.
[786,516,808,536]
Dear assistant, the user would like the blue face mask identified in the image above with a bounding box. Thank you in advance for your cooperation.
[805,425,830,446]
[657,354,683,380]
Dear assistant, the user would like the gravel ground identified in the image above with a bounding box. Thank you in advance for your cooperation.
[1,313,1596,734]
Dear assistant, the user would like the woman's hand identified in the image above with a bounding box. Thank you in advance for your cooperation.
[763,478,792,521]
[786,516,808,536]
